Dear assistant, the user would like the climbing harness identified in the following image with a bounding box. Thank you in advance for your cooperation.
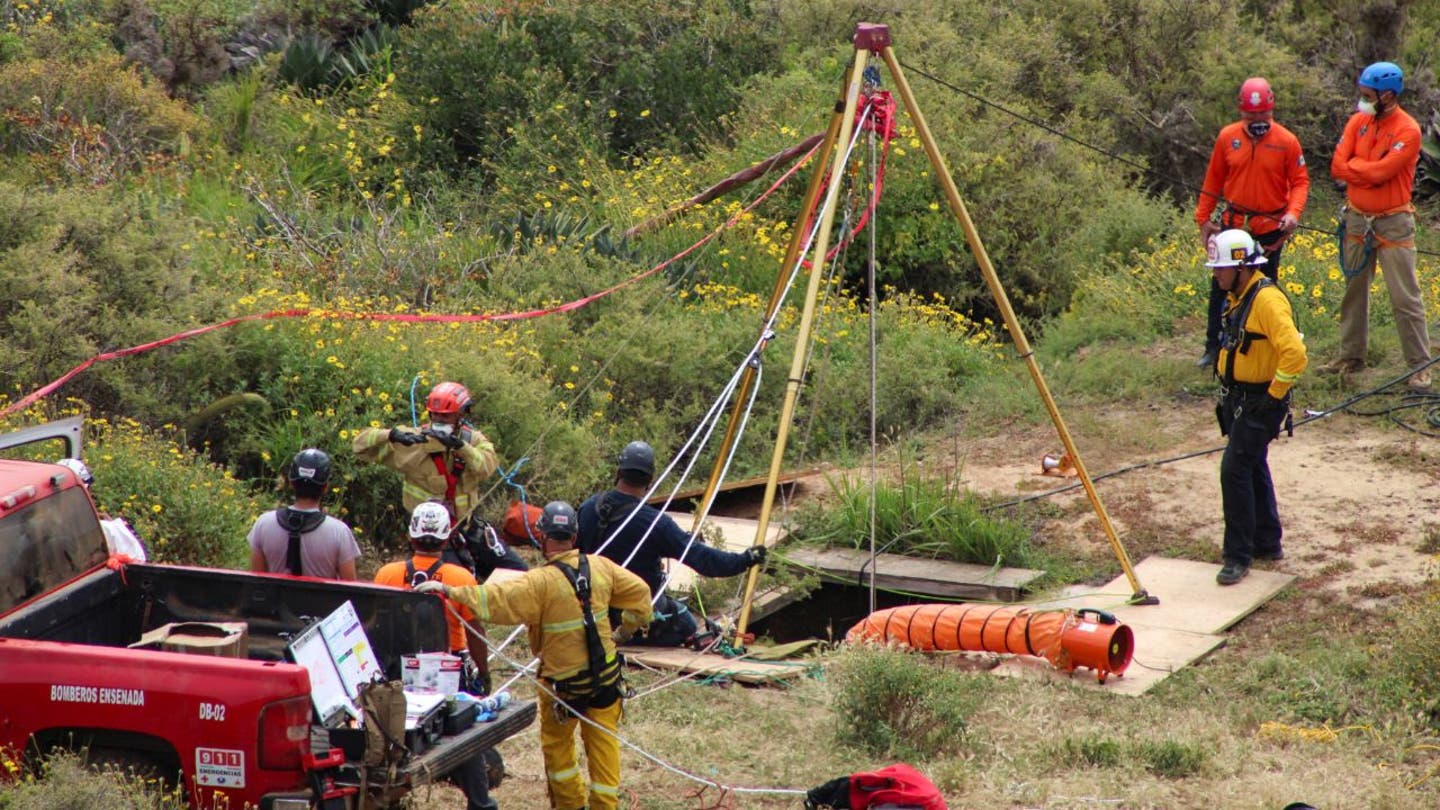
[546,554,626,719]
[275,507,327,576]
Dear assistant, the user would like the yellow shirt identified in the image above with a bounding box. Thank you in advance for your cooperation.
[447,549,653,682]
[1217,274,1308,399]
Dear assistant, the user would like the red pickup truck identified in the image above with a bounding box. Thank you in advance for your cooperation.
[0,418,534,809]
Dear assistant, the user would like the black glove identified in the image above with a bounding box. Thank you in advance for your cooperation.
[389,427,427,446]
[426,428,465,451]
[743,545,767,568]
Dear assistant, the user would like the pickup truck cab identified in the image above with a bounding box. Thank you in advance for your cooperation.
[0,419,534,809]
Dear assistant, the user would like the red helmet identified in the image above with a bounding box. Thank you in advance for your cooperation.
[1237,77,1274,112]
[426,381,472,417]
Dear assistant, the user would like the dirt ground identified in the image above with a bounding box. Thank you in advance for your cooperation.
[946,402,1440,607]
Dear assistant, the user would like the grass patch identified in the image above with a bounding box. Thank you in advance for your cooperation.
[789,458,1042,569]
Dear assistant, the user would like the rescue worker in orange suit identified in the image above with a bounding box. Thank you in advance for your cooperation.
[1207,230,1307,586]
[1194,76,1310,370]
[416,501,653,810]
[374,501,501,810]
[1324,61,1433,391]
[354,380,529,579]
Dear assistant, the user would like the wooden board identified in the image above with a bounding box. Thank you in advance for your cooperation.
[992,556,1294,695]
[619,645,812,685]
[993,623,1225,696]
[783,547,1045,602]
[646,467,822,505]
[1106,555,1295,635]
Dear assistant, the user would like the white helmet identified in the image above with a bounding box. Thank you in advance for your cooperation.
[1205,229,1267,268]
[57,457,93,487]
[409,501,453,543]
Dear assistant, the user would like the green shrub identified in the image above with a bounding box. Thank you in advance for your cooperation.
[86,415,263,569]
[829,645,985,759]
[0,55,204,183]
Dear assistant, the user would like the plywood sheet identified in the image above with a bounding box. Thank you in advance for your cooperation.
[990,556,1292,695]
[618,645,812,685]
[1105,556,1295,635]
[992,623,1225,696]
[783,547,1045,602]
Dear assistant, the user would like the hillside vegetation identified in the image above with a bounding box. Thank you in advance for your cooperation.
[3,1,1440,806]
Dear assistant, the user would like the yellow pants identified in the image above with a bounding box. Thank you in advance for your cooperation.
[537,690,623,810]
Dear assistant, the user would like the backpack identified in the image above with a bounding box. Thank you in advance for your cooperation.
[806,763,946,810]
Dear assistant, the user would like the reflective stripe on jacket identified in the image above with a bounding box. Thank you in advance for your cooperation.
[1217,273,1308,399]
[447,549,654,683]
[353,425,499,519]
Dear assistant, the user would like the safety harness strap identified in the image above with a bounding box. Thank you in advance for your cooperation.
[405,556,445,587]
[1219,277,1275,389]
[548,555,621,699]
[276,508,327,576]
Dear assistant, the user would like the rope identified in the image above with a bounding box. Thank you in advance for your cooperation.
[445,601,808,799]
[983,356,1440,512]
[897,60,1440,260]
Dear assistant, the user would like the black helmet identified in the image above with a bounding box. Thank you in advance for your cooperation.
[537,501,579,539]
[288,448,333,487]
[616,440,655,478]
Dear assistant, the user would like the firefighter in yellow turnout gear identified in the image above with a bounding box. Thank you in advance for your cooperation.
[1206,229,1308,586]
[417,501,653,810]
[354,381,527,579]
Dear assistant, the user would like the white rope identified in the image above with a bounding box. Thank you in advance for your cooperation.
[594,102,880,598]
[448,600,808,797]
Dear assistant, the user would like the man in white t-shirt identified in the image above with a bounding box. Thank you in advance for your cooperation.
[247,449,361,580]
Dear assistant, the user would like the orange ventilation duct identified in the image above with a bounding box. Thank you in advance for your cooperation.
[846,604,1134,683]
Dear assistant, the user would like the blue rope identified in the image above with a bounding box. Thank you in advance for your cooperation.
[408,375,422,427]
[500,457,541,547]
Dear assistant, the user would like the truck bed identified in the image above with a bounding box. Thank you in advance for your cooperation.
[0,562,451,673]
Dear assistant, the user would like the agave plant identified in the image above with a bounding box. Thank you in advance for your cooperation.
[1417,109,1440,204]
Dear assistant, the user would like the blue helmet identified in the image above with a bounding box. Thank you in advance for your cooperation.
[1358,62,1403,95]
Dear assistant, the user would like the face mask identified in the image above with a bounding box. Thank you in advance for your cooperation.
[1357,98,1378,116]
[429,422,454,437]
[1246,121,1271,138]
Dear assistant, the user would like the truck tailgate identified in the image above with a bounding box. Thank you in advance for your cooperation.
[399,699,536,785]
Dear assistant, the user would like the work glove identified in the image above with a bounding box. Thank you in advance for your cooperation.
[458,651,491,696]
[425,428,465,451]
[389,427,427,446]
[742,545,767,568]
[414,580,450,597]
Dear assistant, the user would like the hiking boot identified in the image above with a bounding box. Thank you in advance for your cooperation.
[1216,561,1250,586]
[1253,548,1284,562]
[1408,368,1433,392]
[1317,357,1364,376]
[1195,348,1219,369]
